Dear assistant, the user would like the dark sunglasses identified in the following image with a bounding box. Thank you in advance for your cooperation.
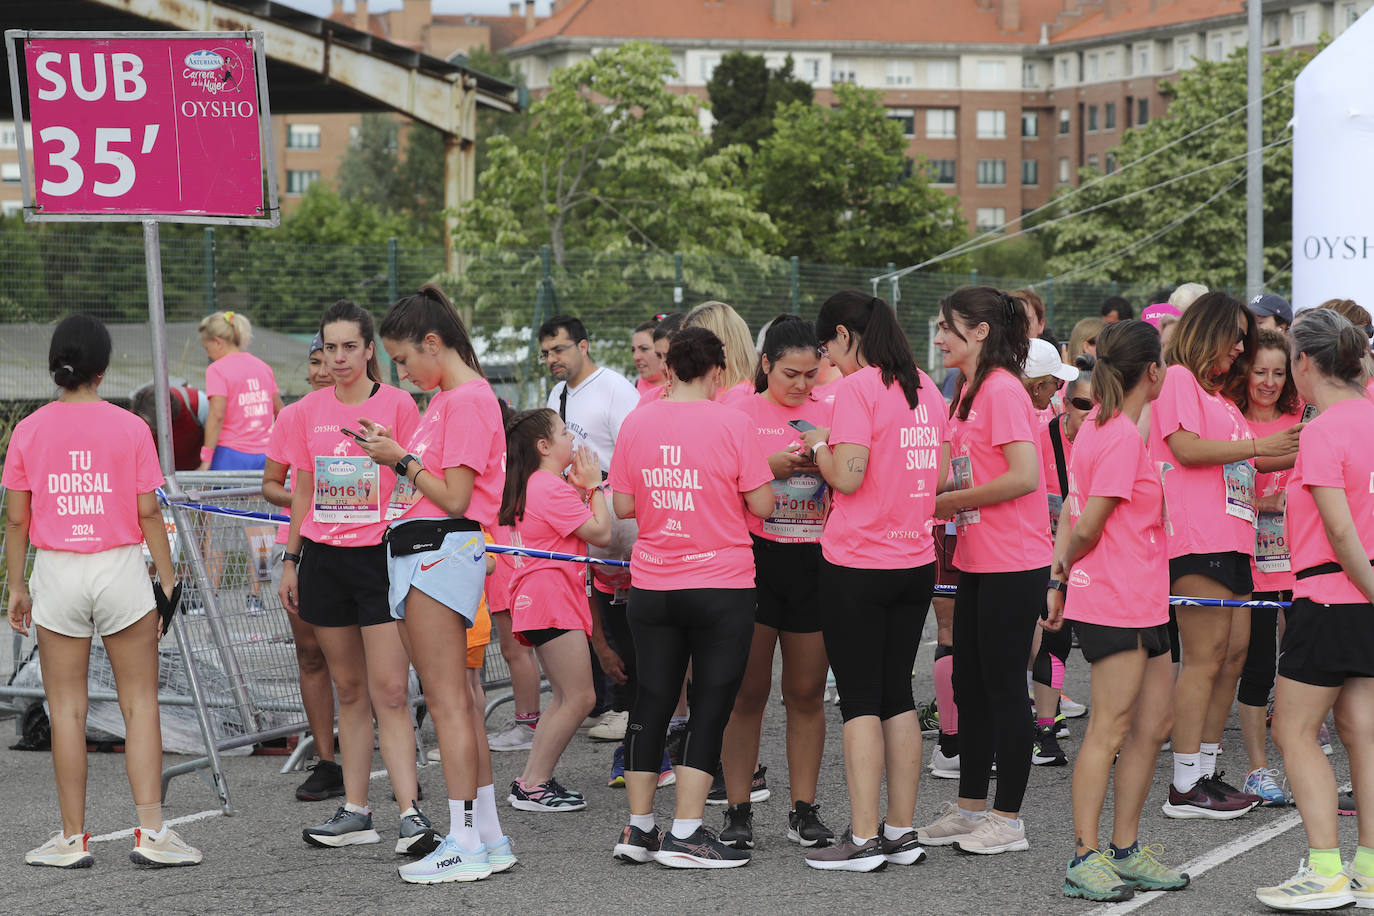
[1068,396,1093,411]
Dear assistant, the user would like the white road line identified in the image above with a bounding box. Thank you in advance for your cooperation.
[1088,811,1304,914]
[370,768,387,780]
[88,809,223,844]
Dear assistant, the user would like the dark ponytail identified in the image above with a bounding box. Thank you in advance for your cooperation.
[379,284,482,375]
[319,299,382,383]
[499,408,558,527]
[754,314,820,392]
[940,286,1030,420]
[815,290,922,409]
[1291,308,1369,389]
[49,314,111,391]
[1091,319,1160,425]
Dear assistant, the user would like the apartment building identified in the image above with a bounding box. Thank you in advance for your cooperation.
[504,0,1372,233]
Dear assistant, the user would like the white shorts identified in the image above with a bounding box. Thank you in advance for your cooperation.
[386,526,486,626]
[31,545,155,638]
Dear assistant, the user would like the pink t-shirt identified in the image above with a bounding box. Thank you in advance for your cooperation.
[265,400,305,546]
[948,368,1053,573]
[387,378,506,527]
[636,376,662,394]
[288,385,419,547]
[484,524,516,612]
[1064,412,1169,627]
[609,399,772,590]
[812,379,839,407]
[1288,398,1374,605]
[3,401,163,553]
[508,470,594,634]
[636,383,665,407]
[1148,364,1255,560]
[205,351,278,453]
[821,366,947,569]
[1248,411,1303,592]
[742,392,833,543]
[719,380,755,407]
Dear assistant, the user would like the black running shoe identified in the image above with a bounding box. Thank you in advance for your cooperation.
[1032,724,1068,767]
[653,826,750,869]
[706,766,728,805]
[613,824,661,864]
[295,760,344,802]
[707,764,769,806]
[787,801,836,848]
[720,803,754,850]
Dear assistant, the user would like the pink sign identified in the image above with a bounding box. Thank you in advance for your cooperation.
[23,36,265,217]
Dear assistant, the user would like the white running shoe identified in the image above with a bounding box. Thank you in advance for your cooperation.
[578,713,605,734]
[487,719,535,752]
[953,814,1029,855]
[928,747,960,779]
[588,709,629,741]
[397,836,492,884]
[1257,861,1355,911]
[129,826,203,867]
[917,802,984,847]
[1059,694,1087,718]
[25,832,93,869]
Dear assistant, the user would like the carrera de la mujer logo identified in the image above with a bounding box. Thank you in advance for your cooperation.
[182,48,245,94]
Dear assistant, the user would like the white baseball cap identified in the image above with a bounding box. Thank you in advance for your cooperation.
[1024,338,1079,382]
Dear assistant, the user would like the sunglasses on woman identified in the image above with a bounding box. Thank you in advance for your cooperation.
[1068,396,1093,411]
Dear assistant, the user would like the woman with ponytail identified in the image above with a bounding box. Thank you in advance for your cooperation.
[197,309,282,470]
[919,286,1048,856]
[798,292,947,872]
[1257,309,1374,911]
[1044,320,1188,901]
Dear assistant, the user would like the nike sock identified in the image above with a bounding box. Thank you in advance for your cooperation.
[1354,845,1374,876]
[344,801,370,816]
[474,784,503,845]
[448,798,480,851]
[670,818,702,840]
[883,822,909,840]
[1173,752,1201,792]
[630,813,655,832]
[1199,742,1220,779]
[1309,847,1342,878]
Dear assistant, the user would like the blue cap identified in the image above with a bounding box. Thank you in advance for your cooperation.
[1249,293,1292,326]
[309,332,324,356]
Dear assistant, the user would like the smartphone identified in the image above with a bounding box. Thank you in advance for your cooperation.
[340,427,369,444]
[1301,403,1318,423]
[788,419,817,433]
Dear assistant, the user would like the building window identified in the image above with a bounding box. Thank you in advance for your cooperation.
[1341,3,1359,28]
[1022,159,1039,186]
[926,109,957,139]
[928,158,957,185]
[887,108,916,137]
[1105,102,1117,131]
[976,159,1006,186]
[1137,47,1150,73]
[1059,108,1071,134]
[1104,50,1118,77]
[1264,16,1281,45]
[1210,37,1225,61]
[1087,105,1099,132]
[700,54,721,83]
[670,53,686,83]
[831,57,856,83]
[1087,53,1099,80]
[1230,29,1245,48]
[1022,61,1038,88]
[800,57,823,83]
[1058,157,1071,183]
[1137,98,1149,124]
[1087,154,1100,171]
[1022,111,1039,138]
[286,123,321,150]
[886,59,915,86]
[1105,154,1117,174]
[286,170,320,196]
[1177,37,1194,69]
[1,199,21,217]
[1058,58,1071,84]
[1,162,20,183]
[926,60,957,88]
[975,207,1007,232]
[0,125,16,150]
[977,60,1007,88]
[1293,11,1308,42]
[976,110,1006,139]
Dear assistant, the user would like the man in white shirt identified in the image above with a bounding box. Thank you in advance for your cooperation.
[540,316,640,474]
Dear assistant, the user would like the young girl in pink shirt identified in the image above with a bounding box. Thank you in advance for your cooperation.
[921,287,1050,856]
[198,310,282,470]
[1258,308,1374,910]
[5,315,201,869]
[1149,293,1300,819]
[499,409,611,812]
[1044,319,1187,902]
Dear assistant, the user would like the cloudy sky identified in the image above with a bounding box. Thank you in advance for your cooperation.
[272,0,554,15]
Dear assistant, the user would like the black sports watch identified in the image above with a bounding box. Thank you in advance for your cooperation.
[395,454,419,478]
[282,551,302,565]
[1047,579,1067,593]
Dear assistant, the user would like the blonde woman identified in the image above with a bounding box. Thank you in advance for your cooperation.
[683,301,756,405]
[197,310,283,470]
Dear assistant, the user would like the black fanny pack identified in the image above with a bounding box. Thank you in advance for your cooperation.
[384,518,481,556]
[1295,560,1374,581]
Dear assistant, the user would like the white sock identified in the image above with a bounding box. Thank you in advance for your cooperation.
[344,801,370,816]
[630,813,655,832]
[474,784,503,845]
[670,818,702,839]
[883,823,909,840]
[1173,752,1201,792]
[852,831,876,845]
[447,798,480,851]
[401,805,418,818]
[1199,742,1220,779]
[989,812,1022,830]
[956,806,983,823]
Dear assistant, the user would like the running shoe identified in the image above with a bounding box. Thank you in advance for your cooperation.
[665,722,689,766]
[1032,724,1068,767]
[1109,843,1190,890]
[487,835,517,873]
[578,712,605,734]
[426,747,442,763]
[805,832,886,872]
[1256,861,1355,911]
[588,709,628,741]
[1243,767,1291,807]
[787,801,836,848]
[658,751,676,788]
[1207,772,1263,807]
[1161,781,1255,820]
[129,826,203,867]
[654,826,751,869]
[1063,851,1133,902]
[245,594,267,616]
[487,719,535,752]
[1338,792,1357,816]
[879,825,926,866]
[296,759,345,802]
[1318,722,1334,756]
[24,832,93,869]
[546,776,585,802]
[507,778,587,812]
[928,747,960,780]
[917,802,985,846]
[397,836,491,884]
[917,700,940,736]
[953,815,1029,855]
[720,802,754,850]
[1348,862,1374,908]
[1054,713,1071,739]
[396,805,441,856]
[1059,693,1087,718]
[609,744,626,788]
[706,765,769,805]
[613,824,661,864]
[303,806,382,847]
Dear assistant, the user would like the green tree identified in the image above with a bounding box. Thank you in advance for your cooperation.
[1043,46,1312,290]
[336,114,402,208]
[752,82,966,265]
[707,52,814,152]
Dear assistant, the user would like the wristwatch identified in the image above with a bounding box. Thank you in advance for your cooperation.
[282,551,302,565]
[395,455,419,478]
[1047,579,1067,593]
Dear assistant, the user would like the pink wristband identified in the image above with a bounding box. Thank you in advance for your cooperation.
[199,446,215,462]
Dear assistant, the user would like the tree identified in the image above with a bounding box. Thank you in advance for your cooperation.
[707,52,814,152]
[336,114,402,209]
[336,113,446,243]
[751,82,967,265]
[1043,46,1313,290]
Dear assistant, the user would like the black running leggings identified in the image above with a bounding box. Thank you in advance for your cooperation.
[625,587,754,773]
[819,559,935,723]
[1237,592,1288,708]
[953,567,1049,813]
[596,590,638,712]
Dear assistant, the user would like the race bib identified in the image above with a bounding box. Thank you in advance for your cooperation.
[763,473,828,542]
[313,455,381,524]
[386,473,421,521]
[950,455,980,527]
[1255,510,1290,573]
[1223,460,1257,525]
[1048,492,1063,539]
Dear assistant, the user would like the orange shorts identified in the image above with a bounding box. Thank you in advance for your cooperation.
[467,596,492,669]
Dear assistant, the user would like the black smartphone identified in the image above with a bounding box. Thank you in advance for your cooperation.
[1301,404,1318,423]
[340,427,369,444]
[788,419,817,433]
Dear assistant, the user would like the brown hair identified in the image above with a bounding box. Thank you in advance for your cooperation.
[1068,317,1103,364]
[499,408,559,527]
[1227,327,1300,417]
[1164,291,1254,393]
[940,286,1030,421]
[1091,320,1160,425]
[1317,298,1372,330]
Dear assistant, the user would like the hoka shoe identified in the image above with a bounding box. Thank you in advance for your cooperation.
[1064,851,1133,902]
[487,835,517,873]
[1257,861,1355,911]
[396,805,440,856]
[397,836,491,884]
[1109,843,1190,891]
[1243,768,1291,807]
[25,832,93,869]
[613,824,661,864]
[654,826,751,869]
[787,801,836,848]
[129,826,203,867]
